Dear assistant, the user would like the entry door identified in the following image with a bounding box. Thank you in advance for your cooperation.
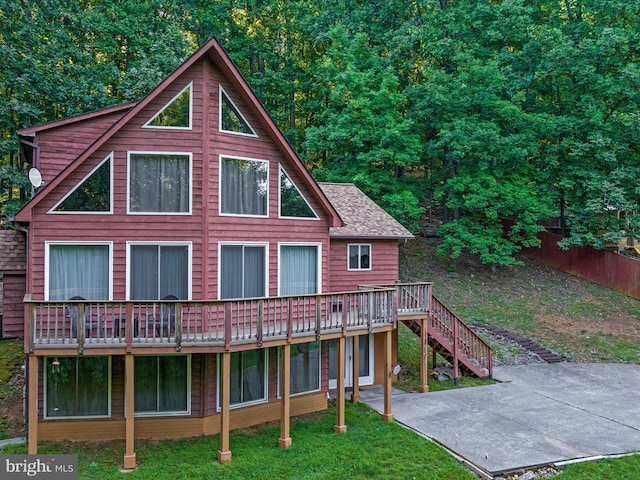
[328,334,373,388]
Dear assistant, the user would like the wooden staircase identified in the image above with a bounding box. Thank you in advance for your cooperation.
[401,295,493,380]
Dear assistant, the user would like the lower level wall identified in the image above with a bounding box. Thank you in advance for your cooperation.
[38,392,327,442]
[1,273,26,339]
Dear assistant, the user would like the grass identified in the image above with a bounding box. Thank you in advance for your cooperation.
[0,339,24,440]
[3,402,477,480]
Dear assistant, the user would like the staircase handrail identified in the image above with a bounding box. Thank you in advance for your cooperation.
[430,294,492,375]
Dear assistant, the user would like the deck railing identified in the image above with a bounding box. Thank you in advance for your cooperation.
[26,288,398,352]
[359,282,432,315]
[430,294,492,374]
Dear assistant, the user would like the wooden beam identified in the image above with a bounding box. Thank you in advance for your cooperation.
[218,351,232,463]
[27,355,38,454]
[279,344,292,448]
[381,330,393,422]
[124,354,136,469]
[420,318,429,393]
[334,336,347,433]
[350,335,360,403]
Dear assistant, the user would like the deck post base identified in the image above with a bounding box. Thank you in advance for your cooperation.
[218,450,232,464]
[123,454,136,470]
[278,437,292,449]
[419,385,429,393]
[334,425,347,433]
[350,393,360,403]
[381,413,394,422]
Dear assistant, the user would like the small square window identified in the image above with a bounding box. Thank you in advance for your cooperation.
[348,244,371,270]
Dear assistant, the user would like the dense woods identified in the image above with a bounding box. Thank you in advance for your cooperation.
[1,0,639,265]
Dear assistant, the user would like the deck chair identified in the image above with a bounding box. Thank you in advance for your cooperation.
[147,294,178,337]
[67,296,102,339]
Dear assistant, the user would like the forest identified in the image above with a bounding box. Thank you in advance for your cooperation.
[1,0,639,265]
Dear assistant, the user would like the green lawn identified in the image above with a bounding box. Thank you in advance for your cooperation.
[3,402,476,480]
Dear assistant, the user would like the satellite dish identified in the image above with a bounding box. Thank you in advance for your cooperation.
[28,168,42,188]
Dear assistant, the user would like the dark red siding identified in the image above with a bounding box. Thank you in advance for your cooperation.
[1,273,26,338]
[329,239,401,292]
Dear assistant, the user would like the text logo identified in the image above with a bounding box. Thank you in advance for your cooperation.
[1,455,78,479]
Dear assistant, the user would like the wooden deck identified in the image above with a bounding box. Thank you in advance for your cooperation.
[25,284,433,355]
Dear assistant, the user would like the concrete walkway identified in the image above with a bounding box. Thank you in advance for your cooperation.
[360,363,640,476]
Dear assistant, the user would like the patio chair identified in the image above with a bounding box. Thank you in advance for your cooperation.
[67,296,102,339]
[146,294,178,337]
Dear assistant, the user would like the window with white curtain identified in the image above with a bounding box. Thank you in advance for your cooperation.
[134,355,190,415]
[220,244,266,299]
[220,157,268,216]
[128,152,191,213]
[47,243,111,300]
[129,244,190,300]
[44,356,110,418]
[279,244,320,295]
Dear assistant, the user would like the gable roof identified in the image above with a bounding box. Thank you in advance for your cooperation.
[318,183,414,240]
[14,37,341,227]
[17,102,136,138]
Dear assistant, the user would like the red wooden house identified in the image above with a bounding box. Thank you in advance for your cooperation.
[10,37,443,467]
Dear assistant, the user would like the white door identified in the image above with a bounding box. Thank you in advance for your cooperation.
[329,334,374,388]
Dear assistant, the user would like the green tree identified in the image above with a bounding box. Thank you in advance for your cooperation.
[304,26,424,230]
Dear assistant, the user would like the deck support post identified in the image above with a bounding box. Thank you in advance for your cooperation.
[453,320,460,385]
[279,344,292,448]
[124,353,136,469]
[27,355,38,455]
[419,318,429,393]
[218,351,232,464]
[334,336,347,433]
[350,335,360,403]
[382,330,394,422]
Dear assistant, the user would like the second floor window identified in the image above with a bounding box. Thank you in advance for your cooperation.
[220,157,268,217]
[129,244,190,300]
[348,244,371,270]
[129,153,191,214]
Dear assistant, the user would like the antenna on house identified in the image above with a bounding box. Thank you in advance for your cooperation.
[28,168,43,188]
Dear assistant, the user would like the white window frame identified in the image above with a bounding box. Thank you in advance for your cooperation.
[219,155,269,218]
[218,242,269,299]
[278,165,319,220]
[44,241,114,301]
[219,85,258,137]
[127,151,193,215]
[132,354,192,417]
[44,356,112,419]
[216,350,269,410]
[347,243,372,271]
[329,334,375,389]
[142,82,193,130]
[126,241,193,301]
[277,242,322,296]
[49,153,114,214]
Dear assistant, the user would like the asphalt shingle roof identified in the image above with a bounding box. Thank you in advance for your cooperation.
[319,183,414,239]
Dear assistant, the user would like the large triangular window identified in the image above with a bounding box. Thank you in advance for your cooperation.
[51,154,112,213]
[279,166,317,219]
[220,86,256,136]
[144,82,192,129]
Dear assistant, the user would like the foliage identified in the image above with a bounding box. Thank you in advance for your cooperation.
[1,0,640,264]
